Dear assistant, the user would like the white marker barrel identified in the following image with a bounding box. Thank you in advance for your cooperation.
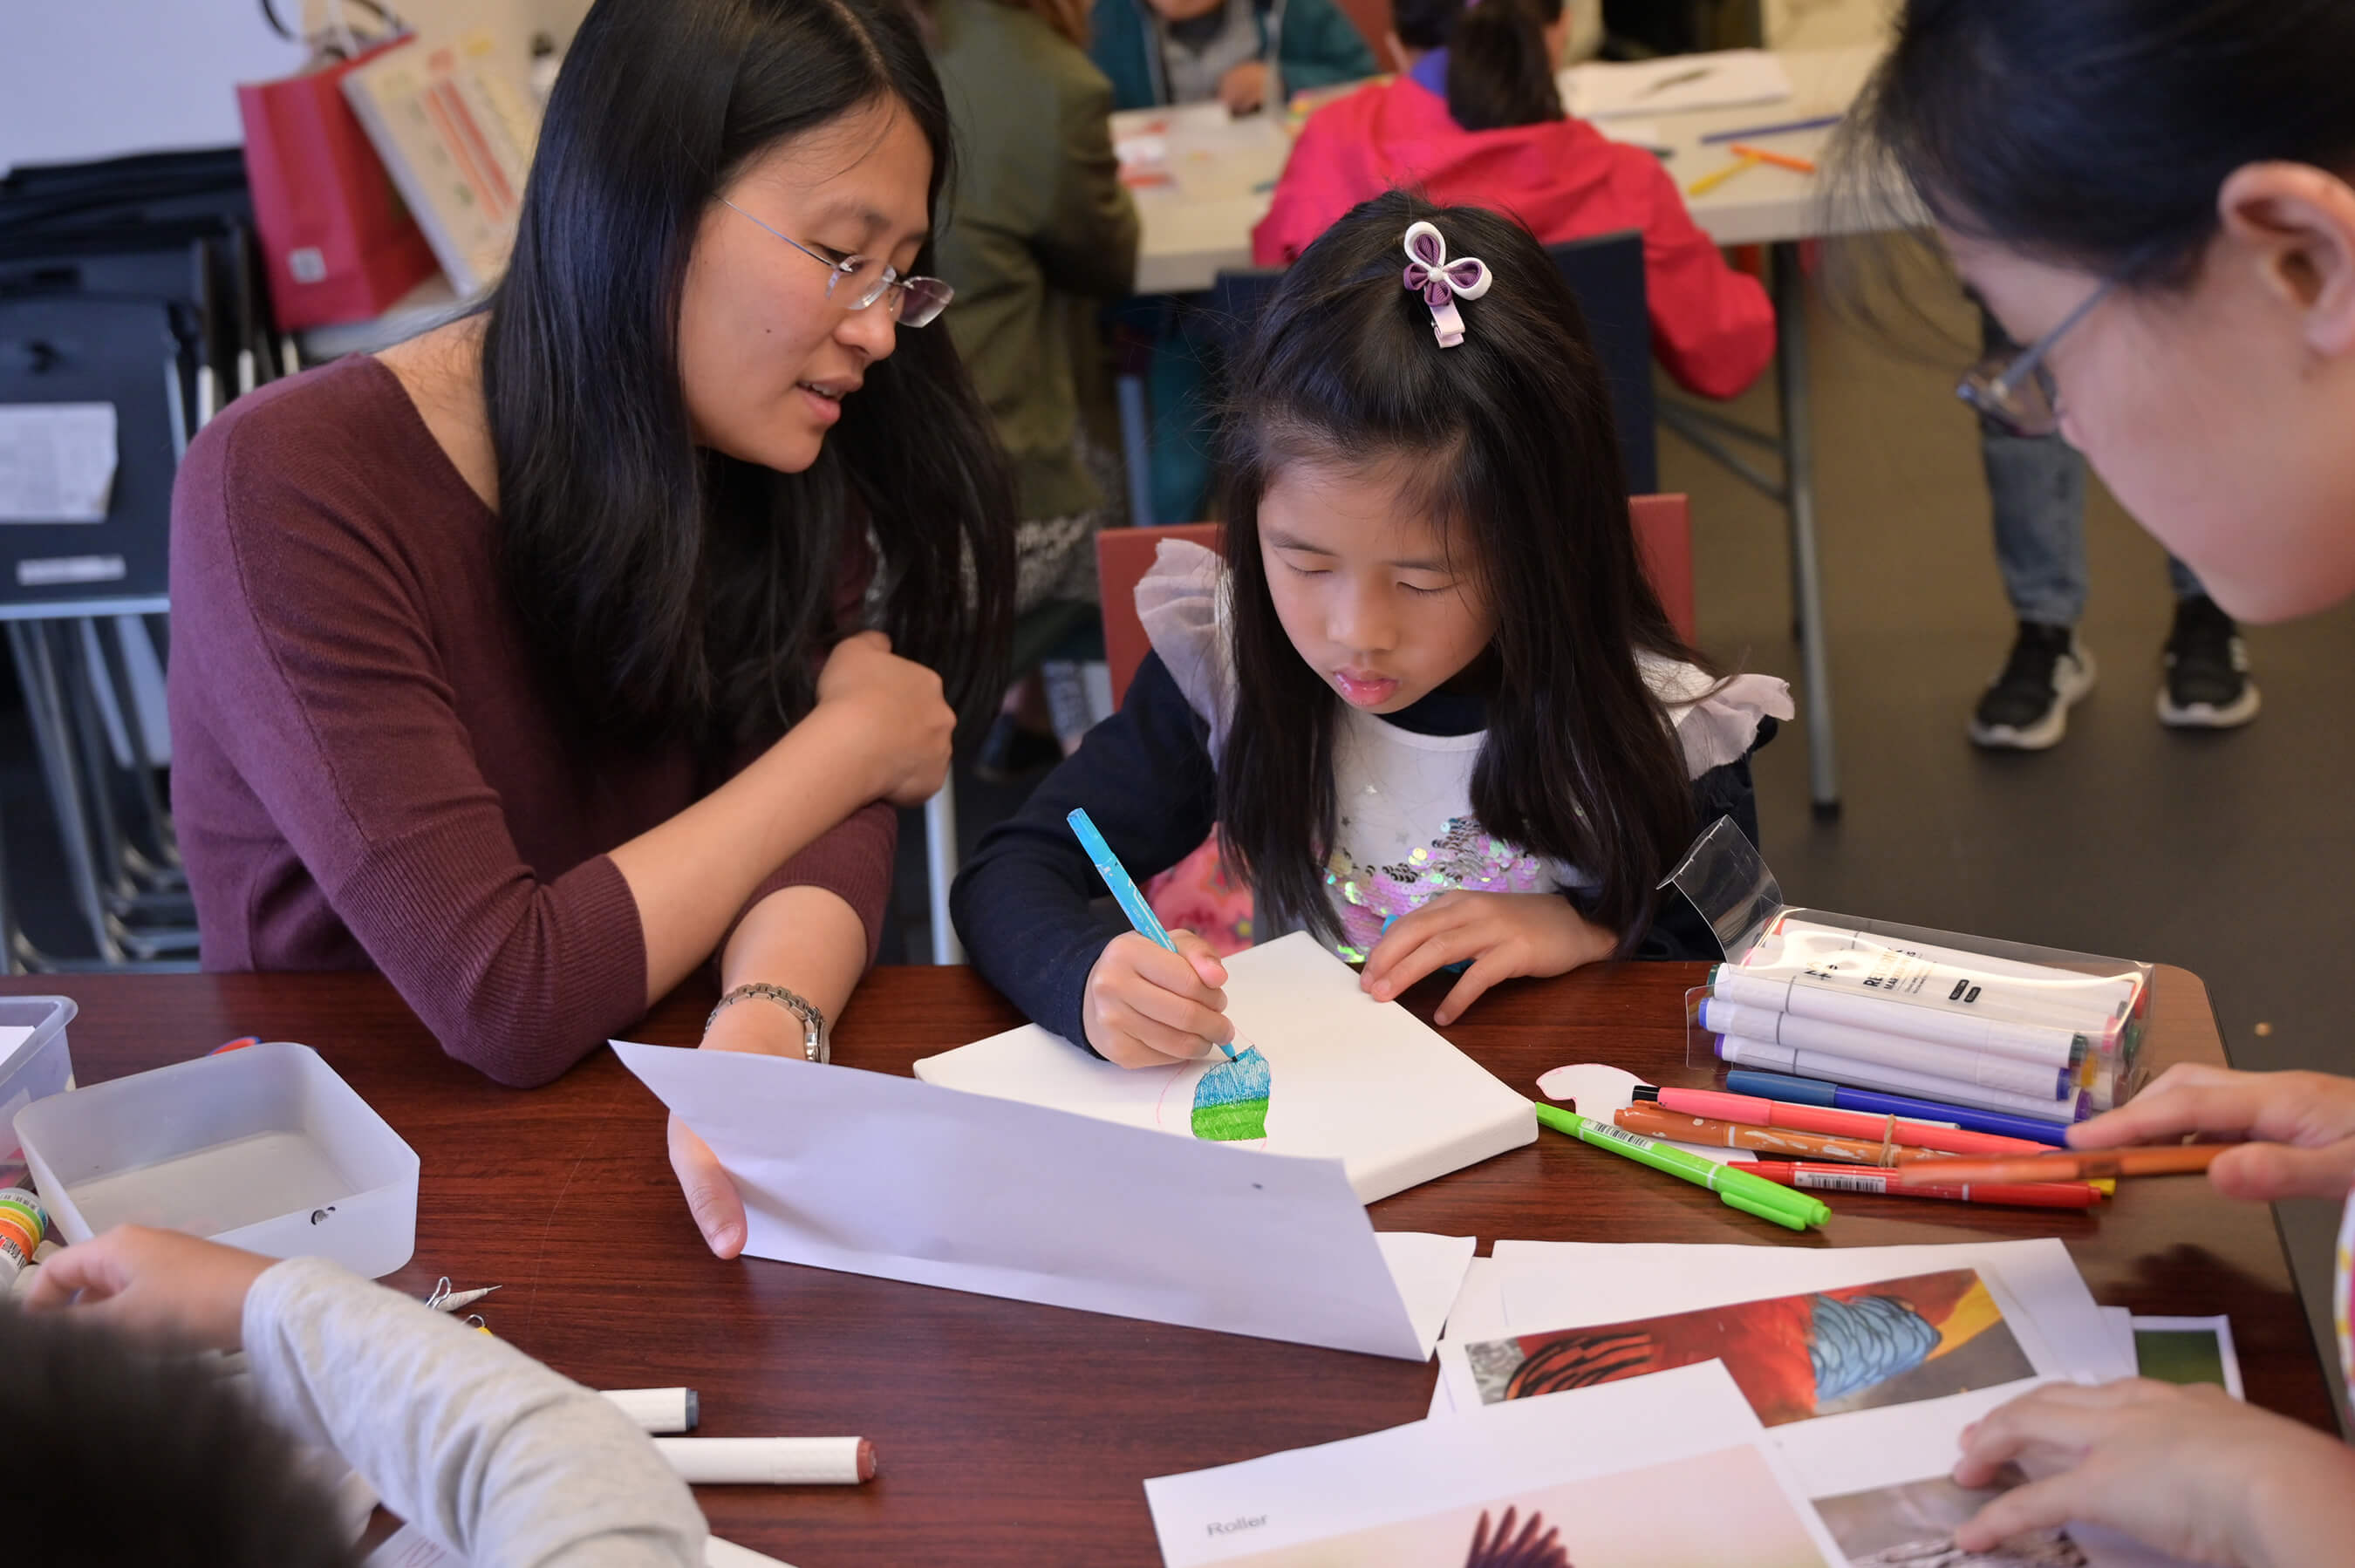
[1699,999,2070,1098]
[1715,1036,2084,1123]
[1712,965,2089,1064]
[602,1387,699,1435]
[1764,916,2144,1018]
[655,1436,875,1486]
[1744,929,2132,1036]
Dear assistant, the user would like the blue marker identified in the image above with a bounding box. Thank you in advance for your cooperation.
[1067,808,1237,1060]
[1723,1069,2072,1147]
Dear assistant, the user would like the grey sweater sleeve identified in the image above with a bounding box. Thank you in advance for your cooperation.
[242,1257,706,1567]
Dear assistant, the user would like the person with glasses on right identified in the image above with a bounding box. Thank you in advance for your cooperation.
[1967,305,2260,751]
[1851,0,2355,1562]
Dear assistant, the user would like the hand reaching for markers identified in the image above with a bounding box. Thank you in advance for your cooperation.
[1951,1378,2355,1567]
[1361,892,1617,1026]
[2066,1062,2355,1202]
[24,1224,274,1352]
[1083,930,1235,1067]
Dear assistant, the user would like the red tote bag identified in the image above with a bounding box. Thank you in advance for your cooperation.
[236,37,440,331]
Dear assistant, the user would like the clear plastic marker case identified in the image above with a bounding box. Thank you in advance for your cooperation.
[1663,819,2154,1120]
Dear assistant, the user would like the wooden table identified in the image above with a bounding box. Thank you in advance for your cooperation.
[19,963,2330,1565]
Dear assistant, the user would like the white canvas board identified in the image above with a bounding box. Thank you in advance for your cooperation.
[914,931,1534,1202]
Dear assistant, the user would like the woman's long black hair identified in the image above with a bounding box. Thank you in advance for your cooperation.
[481,0,1013,753]
[1390,0,1564,133]
[1216,191,1703,953]
[1852,0,2355,288]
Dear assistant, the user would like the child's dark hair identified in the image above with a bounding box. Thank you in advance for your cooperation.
[1853,0,2355,288]
[1390,0,1563,132]
[3,1305,355,1566]
[1216,191,1702,955]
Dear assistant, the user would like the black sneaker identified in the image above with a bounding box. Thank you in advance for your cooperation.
[1969,622,2097,750]
[2158,595,2261,727]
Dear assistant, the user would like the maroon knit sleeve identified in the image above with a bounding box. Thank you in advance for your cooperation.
[169,399,647,1087]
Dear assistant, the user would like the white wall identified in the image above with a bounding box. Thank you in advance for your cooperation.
[0,0,590,175]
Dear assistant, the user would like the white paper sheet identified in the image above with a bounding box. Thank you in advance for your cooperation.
[2132,1314,2245,1399]
[2102,1305,2136,1371]
[1145,1362,1843,1567]
[1560,48,1792,119]
[615,1042,1470,1360]
[915,933,1534,1203]
[0,404,116,522]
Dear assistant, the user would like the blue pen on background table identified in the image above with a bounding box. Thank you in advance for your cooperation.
[1723,1068,2072,1147]
[1697,112,1843,145]
[1068,808,1238,1061]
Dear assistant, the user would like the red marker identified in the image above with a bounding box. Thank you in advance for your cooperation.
[1746,1161,2101,1210]
[1635,1084,2045,1157]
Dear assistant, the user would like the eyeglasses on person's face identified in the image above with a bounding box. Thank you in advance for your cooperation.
[722,198,953,327]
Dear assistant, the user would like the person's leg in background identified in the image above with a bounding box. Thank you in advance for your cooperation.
[1972,353,2098,750]
[2159,553,2262,729]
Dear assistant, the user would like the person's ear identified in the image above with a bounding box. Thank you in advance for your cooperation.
[2218,160,2355,358]
[1384,30,1410,74]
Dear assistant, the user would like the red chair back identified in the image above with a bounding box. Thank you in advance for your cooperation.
[1096,496,1696,707]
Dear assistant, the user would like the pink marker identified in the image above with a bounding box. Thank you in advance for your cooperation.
[1635,1084,2048,1157]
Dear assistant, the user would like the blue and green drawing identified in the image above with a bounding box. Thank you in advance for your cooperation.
[1191,1046,1272,1141]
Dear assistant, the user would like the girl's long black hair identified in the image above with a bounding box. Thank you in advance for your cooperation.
[480,0,1013,754]
[1216,191,1703,953]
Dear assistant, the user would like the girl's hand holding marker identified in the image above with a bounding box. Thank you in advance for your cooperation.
[1084,930,1237,1067]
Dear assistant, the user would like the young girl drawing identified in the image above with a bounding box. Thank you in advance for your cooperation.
[952,193,1791,1065]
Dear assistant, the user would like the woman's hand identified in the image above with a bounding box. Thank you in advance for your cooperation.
[23,1225,274,1352]
[1218,59,1270,114]
[668,996,817,1258]
[1361,893,1616,1026]
[1951,1379,2355,1567]
[1083,931,1234,1067]
[2068,1063,2355,1202]
[814,631,954,808]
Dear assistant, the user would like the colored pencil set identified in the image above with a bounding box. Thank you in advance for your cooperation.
[1697,915,2149,1131]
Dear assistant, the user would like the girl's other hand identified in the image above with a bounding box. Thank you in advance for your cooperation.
[1361,892,1615,1026]
[2066,1063,2355,1202]
[23,1225,274,1351]
[1951,1379,2355,1568]
[814,630,955,808]
[1083,931,1234,1067]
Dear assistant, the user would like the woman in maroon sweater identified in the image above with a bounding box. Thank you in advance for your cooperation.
[167,0,1012,1254]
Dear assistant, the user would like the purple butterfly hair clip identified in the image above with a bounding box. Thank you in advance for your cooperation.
[1401,220,1492,348]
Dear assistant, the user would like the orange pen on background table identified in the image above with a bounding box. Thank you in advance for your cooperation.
[1614,1103,1946,1166]
[1747,1161,2104,1210]
[1894,1143,2224,1187]
[1726,142,1819,174]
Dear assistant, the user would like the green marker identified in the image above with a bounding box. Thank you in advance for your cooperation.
[1532,1102,1829,1231]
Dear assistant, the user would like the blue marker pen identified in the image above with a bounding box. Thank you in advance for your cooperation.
[1723,1068,2072,1147]
[1068,808,1237,1060]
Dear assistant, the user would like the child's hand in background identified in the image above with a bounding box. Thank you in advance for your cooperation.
[1951,1378,2355,1567]
[1084,931,1234,1067]
[24,1225,274,1351]
[2066,1063,2355,1203]
[1218,60,1269,114]
[1362,893,1615,1026]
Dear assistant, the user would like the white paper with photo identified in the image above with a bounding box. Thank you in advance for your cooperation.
[1442,1258,2062,1497]
[1145,1361,1844,1567]
[1494,1237,2127,1378]
[1424,1256,1508,1418]
[616,1042,1471,1360]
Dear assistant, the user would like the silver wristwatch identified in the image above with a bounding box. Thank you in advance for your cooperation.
[706,983,829,1063]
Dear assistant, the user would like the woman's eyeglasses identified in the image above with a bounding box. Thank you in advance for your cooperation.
[722,200,953,328]
[1956,274,2120,438]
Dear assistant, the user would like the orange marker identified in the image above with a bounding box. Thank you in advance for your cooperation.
[1614,1103,1943,1166]
[1726,142,1818,174]
[1893,1143,2223,1187]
